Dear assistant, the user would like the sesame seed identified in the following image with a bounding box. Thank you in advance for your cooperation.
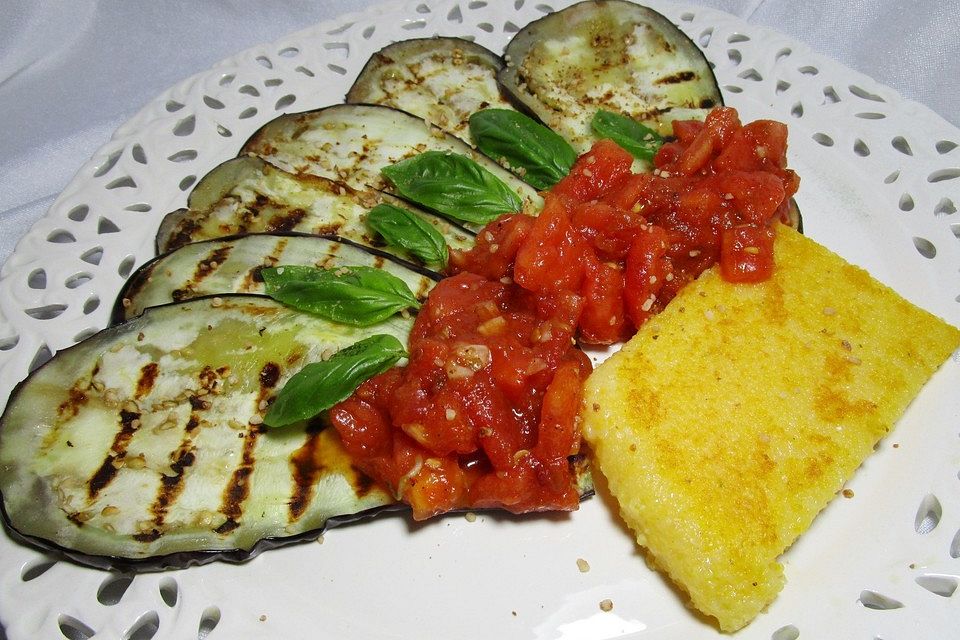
[249,415,263,425]
[576,558,590,573]
[641,295,655,312]
[582,168,593,177]
[464,512,477,523]
[649,275,657,284]
[689,249,701,257]
[489,243,500,253]
[665,272,674,282]
[445,408,457,420]
[599,599,614,612]
[211,297,223,307]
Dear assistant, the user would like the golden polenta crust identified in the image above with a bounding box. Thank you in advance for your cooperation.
[581,225,960,632]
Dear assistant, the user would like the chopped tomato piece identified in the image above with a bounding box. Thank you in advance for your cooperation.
[579,252,627,344]
[720,224,776,282]
[623,225,670,329]
[448,214,534,280]
[551,139,633,203]
[514,194,588,294]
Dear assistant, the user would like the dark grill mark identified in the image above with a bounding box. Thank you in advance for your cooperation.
[193,246,232,283]
[87,409,141,500]
[288,421,326,521]
[656,70,696,85]
[133,529,161,543]
[700,97,717,109]
[171,287,192,301]
[216,425,263,534]
[147,446,197,529]
[267,208,307,232]
[57,385,88,420]
[136,363,159,399]
[167,217,202,252]
[259,362,281,390]
[350,466,380,499]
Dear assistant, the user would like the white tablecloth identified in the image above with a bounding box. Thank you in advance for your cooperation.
[1,0,957,268]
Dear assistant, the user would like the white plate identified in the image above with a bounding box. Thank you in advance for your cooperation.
[1,1,958,638]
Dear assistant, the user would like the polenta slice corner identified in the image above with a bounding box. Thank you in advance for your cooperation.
[582,225,960,632]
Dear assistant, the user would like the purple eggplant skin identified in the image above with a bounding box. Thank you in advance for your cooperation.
[0,496,404,573]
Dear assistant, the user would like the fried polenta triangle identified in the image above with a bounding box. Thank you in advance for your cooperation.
[582,224,960,631]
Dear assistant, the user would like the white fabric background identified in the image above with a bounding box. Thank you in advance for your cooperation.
[1,0,957,268]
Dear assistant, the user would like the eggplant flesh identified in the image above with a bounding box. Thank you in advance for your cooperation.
[116,234,441,323]
[157,156,474,257]
[240,104,543,225]
[499,0,723,152]
[346,37,514,146]
[0,296,412,567]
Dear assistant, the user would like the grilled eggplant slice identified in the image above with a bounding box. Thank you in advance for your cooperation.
[116,234,441,323]
[241,104,543,224]
[346,37,514,145]
[157,156,474,256]
[0,295,412,569]
[499,0,723,151]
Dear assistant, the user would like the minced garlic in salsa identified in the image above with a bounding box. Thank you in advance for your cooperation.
[330,106,799,518]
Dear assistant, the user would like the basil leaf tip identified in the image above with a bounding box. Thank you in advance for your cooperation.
[591,110,663,162]
[469,109,576,190]
[263,333,407,428]
[381,150,523,225]
[366,203,449,268]
[262,264,420,327]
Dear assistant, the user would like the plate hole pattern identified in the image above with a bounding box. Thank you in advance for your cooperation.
[28,269,47,290]
[859,590,904,610]
[125,610,161,640]
[934,198,956,216]
[914,493,942,533]
[159,577,179,607]
[29,344,53,372]
[20,557,57,581]
[772,625,800,640]
[915,575,958,598]
[26,304,68,320]
[198,606,221,639]
[97,573,134,606]
[58,614,96,640]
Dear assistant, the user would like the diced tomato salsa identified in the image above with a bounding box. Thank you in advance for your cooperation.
[331,106,798,519]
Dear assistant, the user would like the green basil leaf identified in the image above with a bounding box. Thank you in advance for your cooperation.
[469,109,577,190]
[262,265,420,327]
[381,151,523,225]
[591,110,664,161]
[366,203,449,268]
[264,334,407,428]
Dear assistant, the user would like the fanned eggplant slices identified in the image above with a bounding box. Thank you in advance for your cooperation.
[1,4,956,634]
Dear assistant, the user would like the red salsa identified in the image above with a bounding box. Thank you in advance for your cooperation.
[331,107,798,519]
